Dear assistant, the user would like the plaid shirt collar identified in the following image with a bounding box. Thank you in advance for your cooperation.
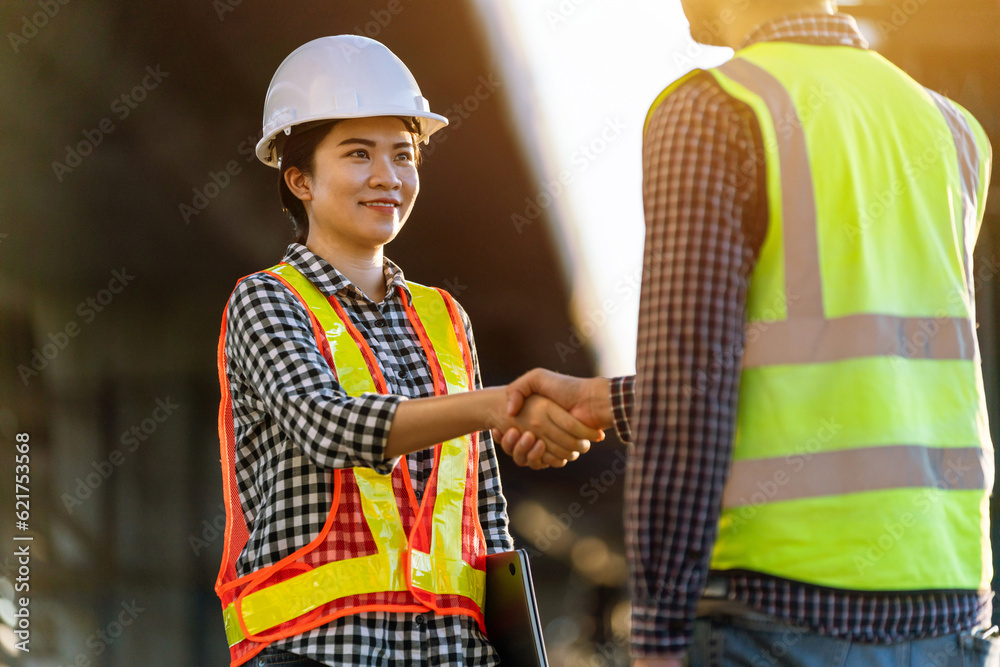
[281,243,412,305]
[740,12,869,51]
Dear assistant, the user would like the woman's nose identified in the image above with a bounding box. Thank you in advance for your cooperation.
[369,156,402,189]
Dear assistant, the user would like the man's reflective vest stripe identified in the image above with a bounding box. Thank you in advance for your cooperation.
[645,41,993,591]
[215,263,487,666]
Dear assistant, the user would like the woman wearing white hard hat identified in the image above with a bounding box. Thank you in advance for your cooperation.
[213,35,599,666]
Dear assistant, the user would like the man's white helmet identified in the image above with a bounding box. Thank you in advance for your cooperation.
[255,35,449,168]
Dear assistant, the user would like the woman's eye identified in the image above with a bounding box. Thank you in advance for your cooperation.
[395,153,414,162]
[348,149,368,158]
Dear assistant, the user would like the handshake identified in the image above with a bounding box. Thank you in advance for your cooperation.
[490,369,614,470]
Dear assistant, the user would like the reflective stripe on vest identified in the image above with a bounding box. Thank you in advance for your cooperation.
[647,43,993,591]
[219,263,485,649]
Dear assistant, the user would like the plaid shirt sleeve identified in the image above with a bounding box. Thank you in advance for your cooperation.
[455,302,514,554]
[225,272,405,474]
[625,72,765,657]
[610,375,635,444]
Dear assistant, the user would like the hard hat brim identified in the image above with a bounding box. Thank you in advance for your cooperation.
[255,109,449,168]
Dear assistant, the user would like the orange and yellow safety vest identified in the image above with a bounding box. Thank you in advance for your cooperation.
[215,263,487,666]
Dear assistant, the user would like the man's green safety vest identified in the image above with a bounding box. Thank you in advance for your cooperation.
[647,41,994,591]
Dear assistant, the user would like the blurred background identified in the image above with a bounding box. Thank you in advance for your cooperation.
[0,0,997,664]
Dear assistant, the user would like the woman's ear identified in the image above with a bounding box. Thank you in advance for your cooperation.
[283,167,313,201]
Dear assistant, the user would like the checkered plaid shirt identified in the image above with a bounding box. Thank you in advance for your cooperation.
[613,12,993,658]
[223,243,512,665]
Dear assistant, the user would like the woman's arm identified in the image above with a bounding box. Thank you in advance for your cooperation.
[226,275,599,472]
[385,389,598,460]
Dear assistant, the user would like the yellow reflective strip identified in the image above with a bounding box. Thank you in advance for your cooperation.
[407,283,481,602]
[410,549,486,606]
[222,552,402,646]
[355,466,409,564]
[223,604,243,646]
[268,263,376,396]
[432,436,471,561]
[407,284,468,395]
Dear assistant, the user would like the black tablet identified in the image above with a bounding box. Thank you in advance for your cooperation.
[484,549,549,666]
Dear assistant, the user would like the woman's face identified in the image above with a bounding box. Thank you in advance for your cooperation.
[299,116,419,255]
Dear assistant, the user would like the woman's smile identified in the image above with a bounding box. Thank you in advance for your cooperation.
[360,198,402,214]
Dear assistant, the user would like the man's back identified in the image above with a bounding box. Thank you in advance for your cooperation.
[703,38,993,595]
[627,9,996,664]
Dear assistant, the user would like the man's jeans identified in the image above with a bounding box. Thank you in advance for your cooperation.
[689,606,1000,666]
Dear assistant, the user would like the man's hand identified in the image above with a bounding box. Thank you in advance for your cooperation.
[489,394,600,470]
[495,369,614,468]
[506,369,614,429]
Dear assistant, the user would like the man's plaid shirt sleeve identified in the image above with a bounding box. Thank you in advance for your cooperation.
[625,72,764,656]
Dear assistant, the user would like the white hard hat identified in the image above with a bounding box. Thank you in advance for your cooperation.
[255,35,449,168]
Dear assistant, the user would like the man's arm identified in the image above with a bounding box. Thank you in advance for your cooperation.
[502,72,765,657]
[626,73,764,658]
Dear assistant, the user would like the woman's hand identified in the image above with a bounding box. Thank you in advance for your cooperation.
[493,369,614,468]
[493,394,602,470]
[506,369,614,430]
[384,386,600,463]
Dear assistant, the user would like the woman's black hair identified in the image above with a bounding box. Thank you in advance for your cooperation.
[278,117,423,245]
